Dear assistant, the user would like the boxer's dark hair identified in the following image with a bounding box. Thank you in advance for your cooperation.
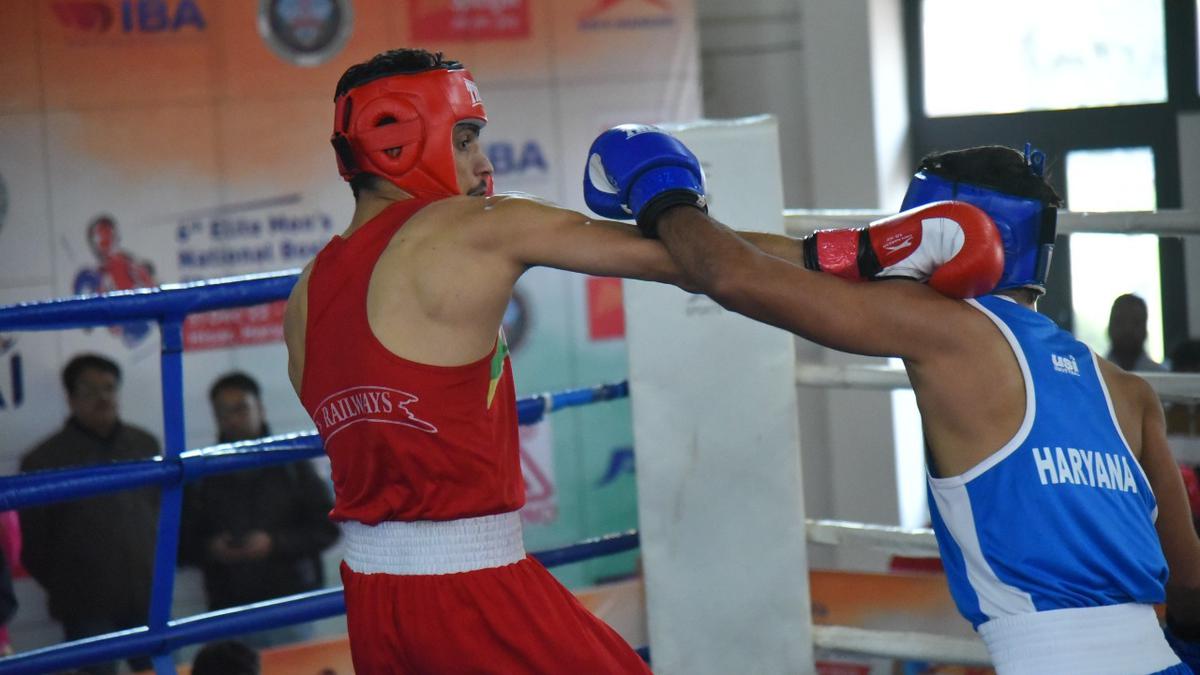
[62,353,121,396]
[334,49,462,100]
[191,640,259,675]
[917,146,1063,208]
[209,371,261,402]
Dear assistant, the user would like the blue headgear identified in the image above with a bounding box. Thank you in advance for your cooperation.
[899,144,1058,295]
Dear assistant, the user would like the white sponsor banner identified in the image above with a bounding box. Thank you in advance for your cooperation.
[0,285,66,475]
[624,117,813,674]
[0,115,53,289]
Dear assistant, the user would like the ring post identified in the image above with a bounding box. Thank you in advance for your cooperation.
[624,116,814,674]
[151,315,187,674]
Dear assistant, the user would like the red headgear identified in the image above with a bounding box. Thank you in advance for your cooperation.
[331,66,487,200]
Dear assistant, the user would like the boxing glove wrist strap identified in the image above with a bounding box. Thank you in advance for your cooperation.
[636,190,707,239]
[802,230,884,281]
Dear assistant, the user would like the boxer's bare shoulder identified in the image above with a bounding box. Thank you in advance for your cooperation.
[283,260,315,394]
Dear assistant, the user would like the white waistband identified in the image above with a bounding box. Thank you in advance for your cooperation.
[979,603,1179,675]
[341,512,526,575]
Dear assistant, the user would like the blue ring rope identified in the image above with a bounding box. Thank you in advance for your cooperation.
[0,378,629,513]
[0,276,642,673]
[0,532,642,675]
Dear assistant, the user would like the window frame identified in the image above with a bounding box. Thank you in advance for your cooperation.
[903,0,1195,352]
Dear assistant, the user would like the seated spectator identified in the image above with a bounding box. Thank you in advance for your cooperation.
[18,353,159,675]
[0,510,22,655]
[191,640,259,675]
[179,372,338,648]
[0,538,15,657]
[1106,293,1165,371]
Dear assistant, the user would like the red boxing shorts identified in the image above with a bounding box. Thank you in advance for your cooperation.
[339,514,651,674]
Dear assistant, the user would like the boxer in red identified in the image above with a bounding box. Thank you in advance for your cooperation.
[283,48,681,674]
[283,48,1002,673]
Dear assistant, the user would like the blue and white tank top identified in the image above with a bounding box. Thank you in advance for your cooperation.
[927,294,1167,629]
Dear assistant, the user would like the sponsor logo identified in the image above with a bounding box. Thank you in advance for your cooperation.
[621,124,658,139]
[596,446,634,486]
[410,0,531,41]
[0,338,22,411]
[258,0,352,67]
[313,385,438,442]
[465,79,483,107]
[72,214,158,347]
[52,0,206,35]
[578,0,674,31]
[1052,353,1079,376]
[485,140,548,177]
[881,232,914,254]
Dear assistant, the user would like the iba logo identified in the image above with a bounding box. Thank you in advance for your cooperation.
[258,0,353,67]
[485,140,548,177]
[51,0,206,34]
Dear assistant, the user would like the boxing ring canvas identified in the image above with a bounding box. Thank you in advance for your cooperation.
[625,116,815,674]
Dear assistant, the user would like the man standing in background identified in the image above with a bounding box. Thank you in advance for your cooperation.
[19,354,159,674]
[1107,293,1165,371]
[180,372,338,648]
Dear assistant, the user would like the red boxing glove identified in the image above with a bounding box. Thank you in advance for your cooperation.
[803,201,1005,299]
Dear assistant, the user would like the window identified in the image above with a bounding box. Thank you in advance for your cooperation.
[921,0,1167,116]
[1066,147,1164,363]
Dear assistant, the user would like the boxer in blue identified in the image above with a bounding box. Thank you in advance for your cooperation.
[584,128,1200,674]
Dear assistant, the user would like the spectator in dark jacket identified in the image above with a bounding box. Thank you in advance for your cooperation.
[19,353,159,674]
[180,372,338,648]
[0,541,16,656]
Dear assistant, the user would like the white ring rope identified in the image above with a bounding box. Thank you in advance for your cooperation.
[804,520,992,665]
[784,209,1200,236]
[806,518,939,558]
[796,364,1200,401]
[812,626,991,666]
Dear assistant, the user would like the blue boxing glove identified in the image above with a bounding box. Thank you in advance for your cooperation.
[583,124,707,238]
[1165,614,1200,672]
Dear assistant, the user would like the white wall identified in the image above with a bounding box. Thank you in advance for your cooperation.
[697,0,813,207]
[698,0,913,571]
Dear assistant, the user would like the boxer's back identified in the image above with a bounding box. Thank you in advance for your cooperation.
[907,292,1152,481]
[286,195,525,524]
[285,195,524,393]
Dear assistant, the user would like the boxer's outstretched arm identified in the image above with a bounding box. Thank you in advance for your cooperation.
[459,193,802,287]
[655,204,967,361]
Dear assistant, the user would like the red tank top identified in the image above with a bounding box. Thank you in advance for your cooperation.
[300,199,523,524]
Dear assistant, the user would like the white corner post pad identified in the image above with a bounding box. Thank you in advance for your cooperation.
[625,116,814,674]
